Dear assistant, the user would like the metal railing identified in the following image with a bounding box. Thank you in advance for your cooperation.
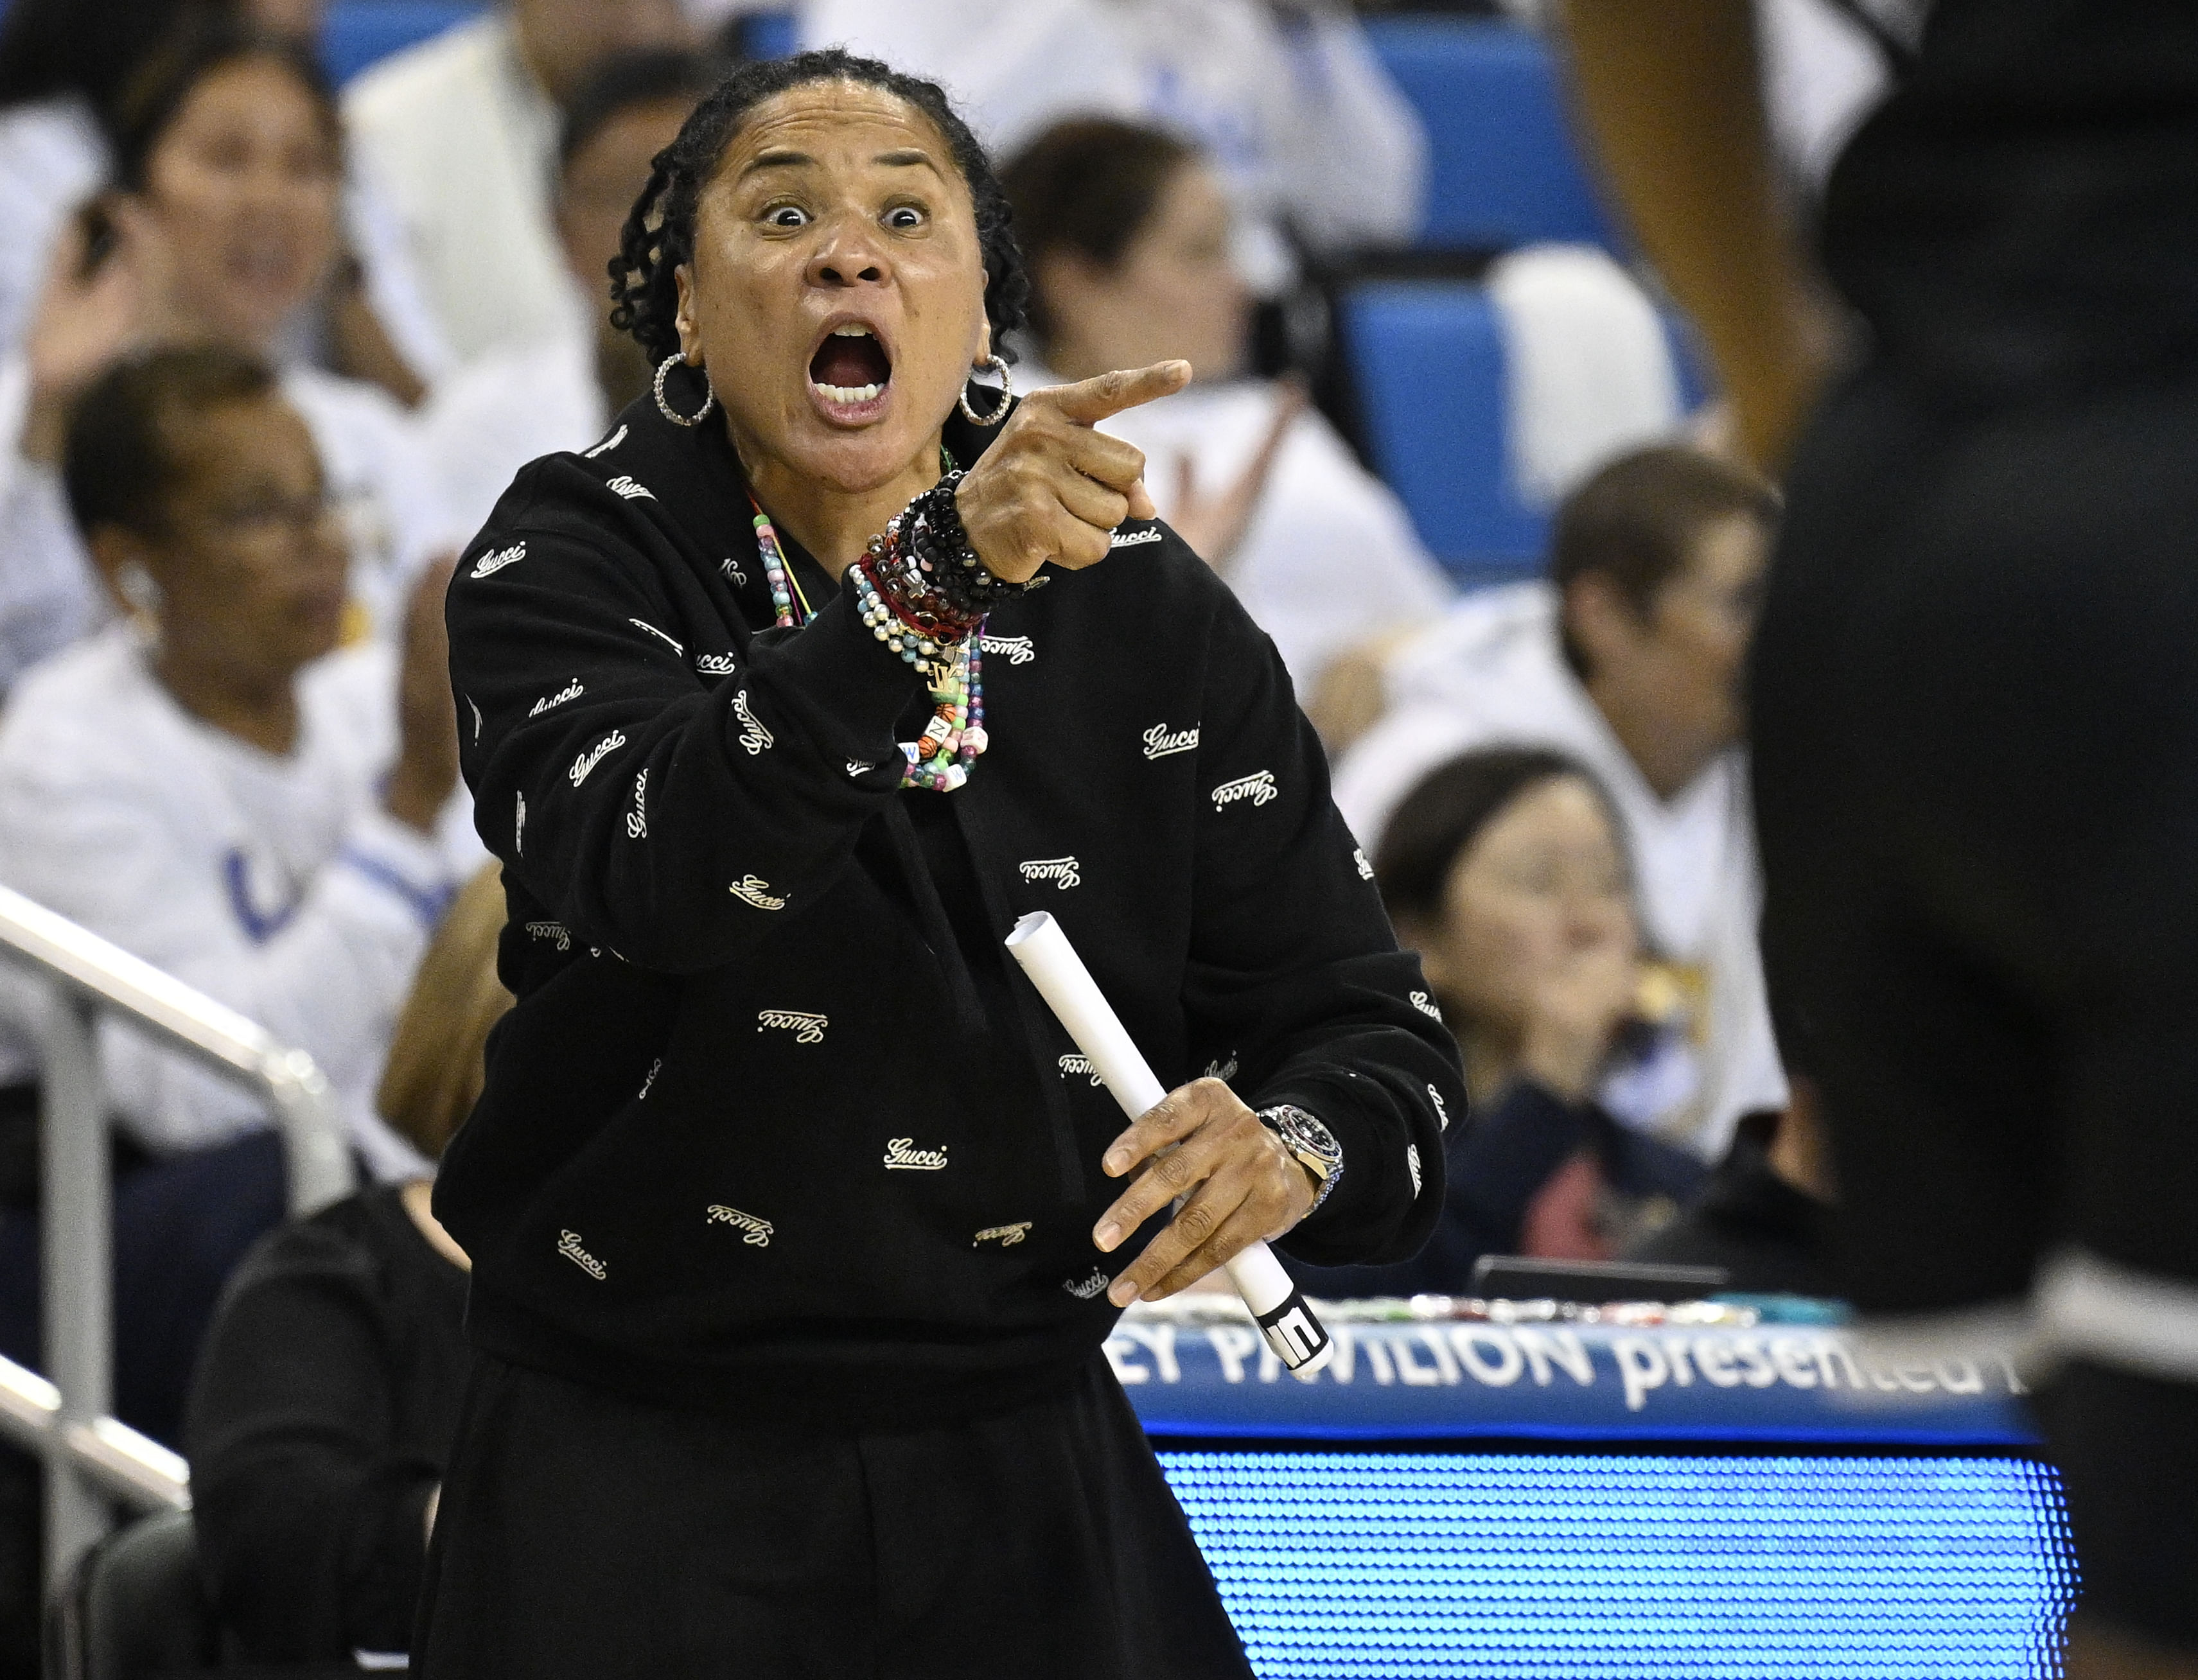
[0,880,355,1588]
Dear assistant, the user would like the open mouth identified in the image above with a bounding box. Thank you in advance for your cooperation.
[808,323,893,414]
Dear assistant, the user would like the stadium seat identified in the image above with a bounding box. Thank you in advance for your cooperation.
[1364,18,1615,254]
[321,1,482,86]
[1340,280,1548,582]
[740,12,800,60]
[44,1509,217,1680]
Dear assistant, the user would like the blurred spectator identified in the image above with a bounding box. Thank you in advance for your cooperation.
[0,0,453,398]
[187,862,507,1668]
[0,345,467,1175]
[802,0,1427,292]
[1293,748,1705,1298]
[0,19,455,696]
[1001,116,1450,708]
[1335,446,1784,1158]
[424,48,719,538]
[1628,1085,1836,1298]
[344,0,699,363]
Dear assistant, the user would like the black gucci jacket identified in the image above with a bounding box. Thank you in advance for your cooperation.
[437,372,1464,1428]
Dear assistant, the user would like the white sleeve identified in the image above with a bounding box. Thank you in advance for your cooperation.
[0,762,452,1153]
[1330,702,1491,853]
[345,168,458,389]
[0,360,101,696]
[1258,4,1429,250]
[1232,421,1454,692]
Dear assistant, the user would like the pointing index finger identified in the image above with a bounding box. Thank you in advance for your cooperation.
[1046,359,1192,426]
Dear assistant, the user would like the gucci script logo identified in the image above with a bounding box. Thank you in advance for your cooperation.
[583,424,627,458]
[626,769,648,839]
[1142,723,1199,760]
[706,1205,773,1247]
[470,541,524,579]
[732,690,774,755]
[638,1058,661,1099]
[569,730,626,786]
[468,696,482,742]
[846,759,874,777]
[695,652,737,676]
[514,791,526,855]
[530,679,583,717]
[523,920,570,952]
[1355,848,1375,881]
[1410,990,1443,1022]
[730,876,786,911]
[757,1009,826,1044]
[883,1137,948,1171]
[1109,527,1161,548]
[720,556,746,586]
[1063,1269,1110,1299]
[1428,1083,1450,1131]
[1211,771,1278,810]
[979,634,1034,665]
[1057,1054,1103,1087]
[557,1230,605,1279]
[1407,1144,1423,1198]
[1204,1054,1240,1083]
[1019,856,1080,889]
[974,1222,1032,1248]
[606,475,655,500]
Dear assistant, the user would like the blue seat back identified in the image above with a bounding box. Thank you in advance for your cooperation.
[1365,18,1613,252]
[1341,281,1547,582]
[321,1,484,85]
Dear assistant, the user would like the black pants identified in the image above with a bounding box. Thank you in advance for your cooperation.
[414,1352,1251,1679]
[1754,363,2198,1643]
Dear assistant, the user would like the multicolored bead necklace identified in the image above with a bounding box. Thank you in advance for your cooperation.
[747,457,989,792]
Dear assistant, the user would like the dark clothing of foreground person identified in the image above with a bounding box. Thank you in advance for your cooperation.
[1750,0,2198,1646]
[186,1184,470,1664]
[1628,1114,1834,1299]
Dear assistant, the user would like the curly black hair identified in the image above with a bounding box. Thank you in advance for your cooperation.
[609,49,1029,370]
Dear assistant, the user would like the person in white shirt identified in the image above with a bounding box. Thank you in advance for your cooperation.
[0,18,454,697]
[0,344,465,1177]
[801,0,1426,292]
[343,0,698,365]
[424,48,719,539]
[999,116,1452,712]
[1334,445,1785,1158]
[0,0,453,396]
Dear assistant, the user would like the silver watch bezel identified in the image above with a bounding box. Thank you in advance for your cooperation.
[1258,1104,1343,1211]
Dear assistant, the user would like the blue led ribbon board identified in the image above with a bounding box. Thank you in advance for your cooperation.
[1124,1315,2073,1676]
[1157,1449,2076,1679]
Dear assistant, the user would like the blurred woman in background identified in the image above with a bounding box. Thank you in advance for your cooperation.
[1001,116,1451,729]
[188,863,507,1668]
[0,0,446,394]
[1295,746,1706,1297]
[0,15,454,697]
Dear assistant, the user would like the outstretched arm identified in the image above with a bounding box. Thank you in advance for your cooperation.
[1558,0,1837,471]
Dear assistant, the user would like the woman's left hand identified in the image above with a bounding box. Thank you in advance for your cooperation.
[1091,1078,1315,1306]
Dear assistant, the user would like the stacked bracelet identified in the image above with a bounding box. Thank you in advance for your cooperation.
[849,472,1042,667]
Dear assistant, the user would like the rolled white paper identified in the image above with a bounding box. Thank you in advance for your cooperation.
[1007,911,1333,1374]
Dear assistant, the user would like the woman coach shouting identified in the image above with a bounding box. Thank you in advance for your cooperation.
[421,48,1462,1677]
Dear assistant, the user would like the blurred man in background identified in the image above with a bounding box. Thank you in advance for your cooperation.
[344,0,699,363]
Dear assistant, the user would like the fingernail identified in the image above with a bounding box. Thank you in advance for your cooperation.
[1109,1280,1141,1308]
[1093,1222,1120,1252]
[1103,1150,1129,1175]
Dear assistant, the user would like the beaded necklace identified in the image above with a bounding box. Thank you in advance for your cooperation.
[746,450,988,792]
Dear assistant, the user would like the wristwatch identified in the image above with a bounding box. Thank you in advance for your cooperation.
[1256,1105,1344,1214]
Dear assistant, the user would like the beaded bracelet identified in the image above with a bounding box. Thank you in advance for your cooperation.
[903,473,1041,617]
